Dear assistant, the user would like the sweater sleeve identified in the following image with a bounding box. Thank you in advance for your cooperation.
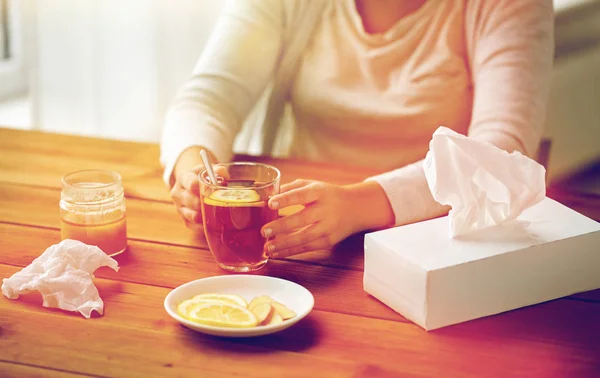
[159,0,284,186]
[367,0,554,227]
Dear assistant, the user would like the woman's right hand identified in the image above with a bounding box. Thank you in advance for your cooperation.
[171,162,229,230]
[169,147,227,230]
[171,165,205,230]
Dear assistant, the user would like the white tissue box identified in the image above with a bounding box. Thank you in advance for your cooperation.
[363,197,600,331]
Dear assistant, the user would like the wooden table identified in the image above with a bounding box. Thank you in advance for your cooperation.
[1,128,599,378]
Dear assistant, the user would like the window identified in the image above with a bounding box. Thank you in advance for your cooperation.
[0,0,28,101]
[1,0,10,60]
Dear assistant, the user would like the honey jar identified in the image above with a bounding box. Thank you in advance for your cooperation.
[60,170,127,256]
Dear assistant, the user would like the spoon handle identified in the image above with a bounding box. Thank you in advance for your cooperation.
[200,150,218,185]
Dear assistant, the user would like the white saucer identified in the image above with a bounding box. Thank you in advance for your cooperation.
[164,275,315,338]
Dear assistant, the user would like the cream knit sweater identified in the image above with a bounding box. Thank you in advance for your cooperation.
[160,0,554,226]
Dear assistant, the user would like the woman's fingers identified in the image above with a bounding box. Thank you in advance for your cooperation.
[261,206,320,238]
[180,171,200,194]
[280,179,310,193]
[171,164,232,231]
[184,218,204,231]
[179,191,201,210]
[269,183,323,209]
[263,180,335,255]
[269,236,332,258]
[264,223,326,254]
[180,206,202,224]
[213,165,229,180]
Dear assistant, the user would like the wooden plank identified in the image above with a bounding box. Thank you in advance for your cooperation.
[546,187,600,222]
[0,183,365,270]
[3,128,599,223]
[0,128,170,202]
[0,183,209,249]
[2,263,600,378]
[2,183,599,301]
[0,362,94,378]
[0,223,404,322]
[571,289,600,302]
[2,125,599,378]
[0,147,380,200]
[5,182,600,291]
[233,154,382,186]
[3,128,598,269]
[0,262,407,377]
[0,128,382,203]
[3,188,599,303]
[2,222,597,326]
[0,305,359,378]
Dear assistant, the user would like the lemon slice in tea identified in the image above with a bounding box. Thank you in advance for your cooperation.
[205,189,264,207]
[187,302,258,328]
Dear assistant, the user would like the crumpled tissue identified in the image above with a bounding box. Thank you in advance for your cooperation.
[423,126,546,237]
[2,239,119,318]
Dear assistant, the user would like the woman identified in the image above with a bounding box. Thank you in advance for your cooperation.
[161,0,554,258]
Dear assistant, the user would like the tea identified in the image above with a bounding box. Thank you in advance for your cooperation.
[200,163,280,272]
[202,187,278,271]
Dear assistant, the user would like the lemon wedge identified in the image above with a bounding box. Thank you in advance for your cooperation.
[187,302,258,328]
[248,295,274,310]
[270,301,297,320]
[251,303,273,324]
[264,311,283,326]
[191,293,248,308]
[247,296,296,320]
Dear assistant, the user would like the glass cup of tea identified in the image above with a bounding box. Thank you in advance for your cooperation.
[199,162,280,272]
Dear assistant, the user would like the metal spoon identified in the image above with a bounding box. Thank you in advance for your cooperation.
[200,150,217,185]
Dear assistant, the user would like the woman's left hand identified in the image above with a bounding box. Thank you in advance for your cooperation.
[261,179,366,258]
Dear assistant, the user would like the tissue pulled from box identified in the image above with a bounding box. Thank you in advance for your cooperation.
[423,126,546,237]
[1,239,119,318]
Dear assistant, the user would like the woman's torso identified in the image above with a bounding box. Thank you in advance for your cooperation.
[289,0,472,170]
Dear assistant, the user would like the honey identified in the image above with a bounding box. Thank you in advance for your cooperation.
[61,215,127,256]
[60,170,128,256]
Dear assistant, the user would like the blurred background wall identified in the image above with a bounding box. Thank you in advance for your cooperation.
[0,0,599,185]
[0,0,224,142]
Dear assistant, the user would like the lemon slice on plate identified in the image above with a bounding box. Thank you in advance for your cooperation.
[187,302,258,328]
[177,298,205,318]
[204,189,264,207]
[191,293,248,308]
[177,295,248,319]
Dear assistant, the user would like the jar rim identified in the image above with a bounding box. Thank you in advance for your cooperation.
[62,169,122,189]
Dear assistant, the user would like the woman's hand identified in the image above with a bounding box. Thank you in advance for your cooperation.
[169,146,227,230]
[171,164,230,230]
[262,179,395,258]
[170,165,206,230]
